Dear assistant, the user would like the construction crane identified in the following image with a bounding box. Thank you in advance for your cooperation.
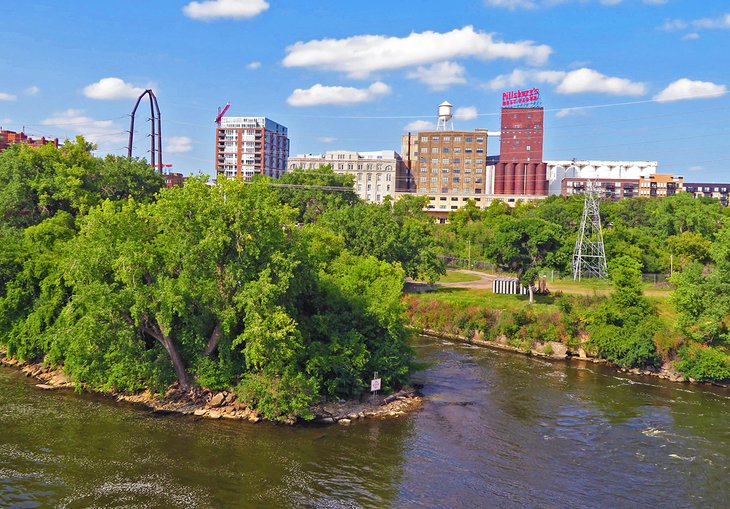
[215,103,230,125]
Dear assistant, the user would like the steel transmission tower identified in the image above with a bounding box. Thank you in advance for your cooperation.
[572,180,608,280]
[127,89,163,171]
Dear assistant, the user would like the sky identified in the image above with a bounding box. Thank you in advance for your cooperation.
[1,0,729,181]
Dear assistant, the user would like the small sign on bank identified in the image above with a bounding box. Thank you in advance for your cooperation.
[371,371,381,395]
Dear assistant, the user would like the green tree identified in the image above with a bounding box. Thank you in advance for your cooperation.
[485,216,563,303]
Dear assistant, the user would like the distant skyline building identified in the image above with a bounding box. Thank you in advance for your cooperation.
[547,160,658,197]
[401,126,489,217]
[493,88,547,197]
[0,129,58,152]
[287,150,409,203]
[215,116,289,179]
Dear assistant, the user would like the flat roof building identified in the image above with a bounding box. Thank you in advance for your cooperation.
[215,116,289,180]
[0,129,58,152]
[288,150,409,203]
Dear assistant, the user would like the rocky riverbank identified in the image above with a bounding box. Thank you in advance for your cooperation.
[0,348,423,424]
[418,327,728,388]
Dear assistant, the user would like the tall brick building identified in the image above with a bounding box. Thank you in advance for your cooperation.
[215,116,289,179]
[401,129,489,216]
[493,89,547,196]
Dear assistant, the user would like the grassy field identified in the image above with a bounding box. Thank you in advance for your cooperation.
[438,270,481,284]
[409,287,562,313]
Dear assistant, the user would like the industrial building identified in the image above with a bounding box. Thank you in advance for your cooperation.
[492,89,547,197]
[215,116,289,180]
[287,150,410,203]
[0,129,58,152]
[399,101,495,218]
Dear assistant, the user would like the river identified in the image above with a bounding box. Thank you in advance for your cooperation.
[1,335,728,508]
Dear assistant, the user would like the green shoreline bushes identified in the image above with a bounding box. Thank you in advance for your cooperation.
[0,144,431,422]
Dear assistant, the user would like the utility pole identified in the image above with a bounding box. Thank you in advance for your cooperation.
[572,179,608,281]
[468,240,471,270]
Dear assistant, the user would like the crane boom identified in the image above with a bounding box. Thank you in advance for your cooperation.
[215,103,230,125]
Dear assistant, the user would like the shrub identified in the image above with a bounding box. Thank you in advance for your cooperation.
[676,344,730,382]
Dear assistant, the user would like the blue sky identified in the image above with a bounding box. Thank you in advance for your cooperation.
[1,0,729,181]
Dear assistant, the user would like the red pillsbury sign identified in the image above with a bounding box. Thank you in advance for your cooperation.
[502,88,540,108]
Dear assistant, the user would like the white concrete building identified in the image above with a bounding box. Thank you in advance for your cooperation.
[545,160,658,196]
[287,150,409,203]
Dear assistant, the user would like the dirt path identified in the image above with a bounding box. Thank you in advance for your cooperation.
[438,269,501,290]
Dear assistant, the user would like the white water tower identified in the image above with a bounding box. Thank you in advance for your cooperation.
[437,101,453,130]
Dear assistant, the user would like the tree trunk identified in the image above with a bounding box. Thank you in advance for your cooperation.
[528,284,534,304]
[160,335,191,391]
[202,323,221,357]
[140,320,190,391]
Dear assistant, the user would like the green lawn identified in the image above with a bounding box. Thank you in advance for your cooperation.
[438,270,481,284]
[410,287,560,313]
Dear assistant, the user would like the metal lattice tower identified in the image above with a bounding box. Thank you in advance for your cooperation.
[572,180,608,280]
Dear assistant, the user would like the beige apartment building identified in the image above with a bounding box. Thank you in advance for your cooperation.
[287,150,410,203]
[639,173,683,197]
[400,130,493,216]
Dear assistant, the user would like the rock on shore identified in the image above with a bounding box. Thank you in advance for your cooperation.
[0,349,424,424]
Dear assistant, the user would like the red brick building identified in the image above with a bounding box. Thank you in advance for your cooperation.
[0,129,59,152]
[493,89,547,196]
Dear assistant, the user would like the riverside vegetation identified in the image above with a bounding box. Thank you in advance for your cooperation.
[0,139,443,422]
[1,141,728,427]
[416,196,730,383]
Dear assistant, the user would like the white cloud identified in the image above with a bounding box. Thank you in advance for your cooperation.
[40,109,127,147]
[25,86,40,95]
[688,165,704,172]
[484,0,537,10]
[318,136,336,143]
[488,67,645,96]
[83,77,147,100]
[487,68,564,89]
[0,92,17,101]
[454,106,479,121]
[287,81,391,107]
[165,136,193,154]
[183,0,269,20]
[556,68,646,95]
[694,13,730,29]
[403,120,436,132]
[653,79,727,102]
[555,107,588,118]
[246,61,261,70]
[406,61,466,90]
[0,118,12,125]
[662,13,730,31]
[682,33,700,40]
[283,26,552,79]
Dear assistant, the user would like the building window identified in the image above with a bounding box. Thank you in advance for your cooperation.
[420,177,427,182]
[442,158,449,164]
[432,136,439,141]
[432,168,438,173]
[432,147,439,153]
[442,147,450,153]
[421,136,428,142]
[421,147,428,153]
[526,145,531,151]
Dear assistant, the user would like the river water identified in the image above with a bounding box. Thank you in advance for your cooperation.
[1,335,728,508]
